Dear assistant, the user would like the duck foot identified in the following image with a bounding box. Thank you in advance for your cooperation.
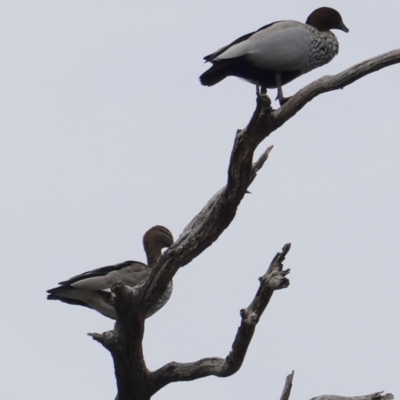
[278,96,292,106]
[274,72,291,106]
[256,83,271,107]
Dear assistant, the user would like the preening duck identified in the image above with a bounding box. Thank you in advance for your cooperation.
[47,226,174,320]
[200,7,349,105]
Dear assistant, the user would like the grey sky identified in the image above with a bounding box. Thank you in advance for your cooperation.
[1,1,399,399]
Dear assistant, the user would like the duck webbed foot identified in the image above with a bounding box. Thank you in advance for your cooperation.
[256,82,271,106]
[274,73,291,106]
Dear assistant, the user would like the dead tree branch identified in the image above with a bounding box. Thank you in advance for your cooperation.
[88,49,399,400]
[279,371,295,400]
[274,50,400,126]
[141,50,400,311]
[310,392,394,400]
[148,244,291,395]
[275,373,394,400]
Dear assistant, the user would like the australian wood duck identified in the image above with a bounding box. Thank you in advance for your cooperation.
[47,226,174,320]
[200,7,349,105]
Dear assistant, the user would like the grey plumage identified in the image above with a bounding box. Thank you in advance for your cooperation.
[47,226,174,319]
[200,7,348,104]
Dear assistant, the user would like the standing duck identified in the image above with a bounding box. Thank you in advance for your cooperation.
[47,226,174,320]
[200,7,349,105]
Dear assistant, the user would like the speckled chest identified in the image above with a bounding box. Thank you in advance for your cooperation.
[145,280,173,318]
[305,26,339,71]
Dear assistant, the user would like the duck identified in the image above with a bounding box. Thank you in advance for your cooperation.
[200,7,349,105]
[46,225,174,320]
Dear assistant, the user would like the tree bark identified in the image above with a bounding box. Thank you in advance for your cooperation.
[149,244,291,395]
[89,49,400,399]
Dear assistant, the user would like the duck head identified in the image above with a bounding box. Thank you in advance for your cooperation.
[306,7,349,33]
[143,225,174,266]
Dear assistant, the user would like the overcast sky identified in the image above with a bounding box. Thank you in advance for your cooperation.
[1,1,399,399]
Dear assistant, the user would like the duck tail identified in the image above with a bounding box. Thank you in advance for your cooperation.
[199,63,229,86]
[47,286,89,307]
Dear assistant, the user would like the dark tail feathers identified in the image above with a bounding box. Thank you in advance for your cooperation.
[200,63,229,86]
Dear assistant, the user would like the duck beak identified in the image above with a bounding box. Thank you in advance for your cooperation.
[338,21,349,33]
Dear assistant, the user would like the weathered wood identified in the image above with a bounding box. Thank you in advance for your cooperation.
[279,371,295,400]
[310,392,394,400]
[274,50,400,127]
[88,49,400,399]
[148,244,291,395]
[142,51,400,313]
[90,284,150,400]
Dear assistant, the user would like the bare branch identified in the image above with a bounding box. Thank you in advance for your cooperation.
[310,392,394,400]
[149,244,291,395]
[140,99,275,312]
[279,371,295,400]
[90,283,149,400]
[239,243,290,331]
[141,50,400,313]
[273,50,400,127]
[87,331,116,351]
[250,145,274,186]
[90,50,399,399]
[253,145,274,174]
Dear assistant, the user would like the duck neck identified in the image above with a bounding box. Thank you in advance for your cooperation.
[144,242,162,267]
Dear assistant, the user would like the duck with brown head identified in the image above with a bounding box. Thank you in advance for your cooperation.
[200,7,349,105]
[47,225,174,320]
[143,225,174,266]
[306,7,349,33]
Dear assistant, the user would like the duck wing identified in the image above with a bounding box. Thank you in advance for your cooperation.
[57,260,149,291]
[204,21,279,62]
[213,21,313,72]
[47,260,150,320]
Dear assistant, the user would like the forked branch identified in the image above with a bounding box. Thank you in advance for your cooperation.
[145,50,400,308]
[89,49,399,400]
[148,244,291,395]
